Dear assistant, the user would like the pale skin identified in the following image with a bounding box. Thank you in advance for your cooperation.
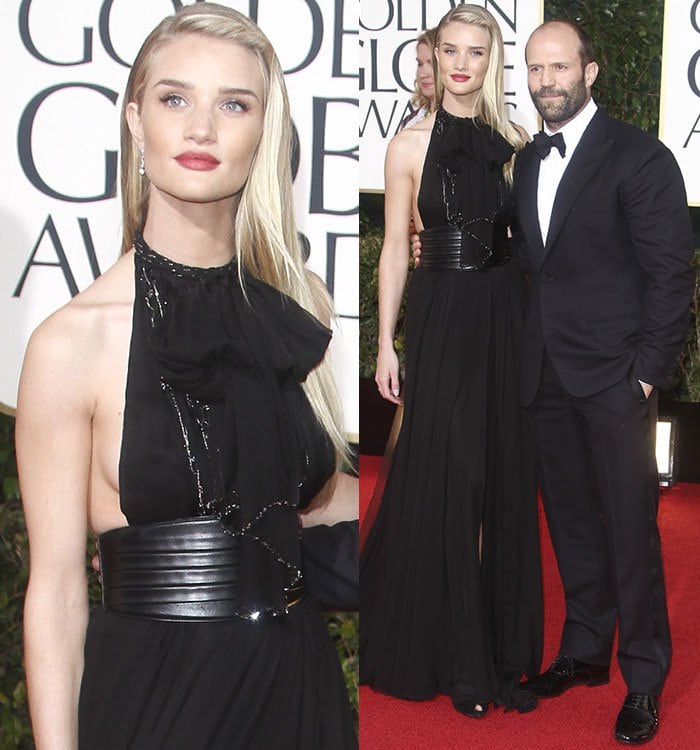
[376,21,528,404]
[18,33,355,749]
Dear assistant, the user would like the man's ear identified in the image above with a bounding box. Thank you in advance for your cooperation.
[584,61,599,89]
[125,102,144,149]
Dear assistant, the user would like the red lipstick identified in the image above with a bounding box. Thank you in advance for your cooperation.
[175,151,221,171]
[451,74,470,82]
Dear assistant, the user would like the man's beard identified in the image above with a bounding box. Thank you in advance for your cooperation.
[531,76,587,125]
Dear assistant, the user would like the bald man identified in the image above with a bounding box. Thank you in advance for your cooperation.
[514,20,694,744]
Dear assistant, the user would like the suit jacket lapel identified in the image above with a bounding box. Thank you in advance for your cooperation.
[543,110,615,257]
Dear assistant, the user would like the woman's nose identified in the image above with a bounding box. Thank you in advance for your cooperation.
[184,106,216,143]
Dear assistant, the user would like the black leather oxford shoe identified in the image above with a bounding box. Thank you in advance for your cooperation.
[614,693,659,745]
[520,654,610,698]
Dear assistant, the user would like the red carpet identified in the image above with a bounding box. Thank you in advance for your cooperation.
[359,454,700,749]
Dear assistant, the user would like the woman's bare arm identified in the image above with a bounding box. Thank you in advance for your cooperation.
[17,310,95,749]
[375,131,422,404]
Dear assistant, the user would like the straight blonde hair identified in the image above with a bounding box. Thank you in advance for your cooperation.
[120,2,349,464]
[434,4,525,181]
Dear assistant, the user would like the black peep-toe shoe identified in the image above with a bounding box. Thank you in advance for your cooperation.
[451,698,489,719]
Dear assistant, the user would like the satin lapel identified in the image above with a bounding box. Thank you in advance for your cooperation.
[544,111,615,257]
[515,143,545,265]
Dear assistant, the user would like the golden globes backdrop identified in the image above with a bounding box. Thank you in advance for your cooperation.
[660,0,700,206]
[0,0,359,439]
[360,0,544,191]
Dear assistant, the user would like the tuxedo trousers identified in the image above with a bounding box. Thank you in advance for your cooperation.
[530,352,671,695]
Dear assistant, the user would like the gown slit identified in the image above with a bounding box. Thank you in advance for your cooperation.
[360,106,543,708]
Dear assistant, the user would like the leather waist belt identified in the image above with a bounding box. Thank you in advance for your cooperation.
[98,517,305,622]
[419,225,510,271]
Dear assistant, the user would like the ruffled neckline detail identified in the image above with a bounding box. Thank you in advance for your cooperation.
[132,232,332,617]
[433,104,515,172]
[134,230,331,402]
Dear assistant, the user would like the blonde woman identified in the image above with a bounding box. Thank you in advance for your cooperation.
[399,28,437,130]
[17,3,356,747]
[361,5,542,718]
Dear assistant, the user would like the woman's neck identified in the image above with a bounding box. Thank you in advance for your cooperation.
[441,90,478,119]
[141,191,237,268]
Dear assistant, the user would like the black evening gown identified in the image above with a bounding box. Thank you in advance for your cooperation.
[78,236,357,749]
[360,106,543,709]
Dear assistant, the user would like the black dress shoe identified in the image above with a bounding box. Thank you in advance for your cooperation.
[520,654,610,698]
[493,687,538,714]
[614,693,659,745]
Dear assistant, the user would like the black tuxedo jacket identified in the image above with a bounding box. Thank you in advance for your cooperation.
[512,108,695,406]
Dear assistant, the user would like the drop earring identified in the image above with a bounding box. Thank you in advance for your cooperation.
[138,148,145,176]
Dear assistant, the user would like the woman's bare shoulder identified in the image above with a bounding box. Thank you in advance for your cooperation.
[385,114,434,175]
[410,110,436,132]
[391,113,434,147]
[71,250,134,309]
[23,253,134,389]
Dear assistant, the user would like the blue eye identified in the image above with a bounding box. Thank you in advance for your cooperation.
[160,93,186,108]
[222,100,247,113]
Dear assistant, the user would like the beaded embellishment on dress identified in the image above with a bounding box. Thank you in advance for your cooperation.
[417,106,515,270]
[125,232,333,619]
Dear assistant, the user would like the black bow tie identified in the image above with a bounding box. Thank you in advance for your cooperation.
[533,131,566,159]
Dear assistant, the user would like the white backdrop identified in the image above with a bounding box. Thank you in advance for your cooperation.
[359,0,544,191]
[0,0,359,440]
[659,0,700,207]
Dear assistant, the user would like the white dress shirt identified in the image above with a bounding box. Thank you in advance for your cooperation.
[537,97,598,245]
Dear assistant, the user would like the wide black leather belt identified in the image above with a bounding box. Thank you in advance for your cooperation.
[419,225,510,271]
[98,517,305,622]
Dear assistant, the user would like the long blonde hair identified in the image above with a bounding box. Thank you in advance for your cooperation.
[434,4,525,181]
[120,2,349,464]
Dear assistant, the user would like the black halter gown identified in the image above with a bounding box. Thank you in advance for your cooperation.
[78,235,356,749]
[360,106,543,709]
